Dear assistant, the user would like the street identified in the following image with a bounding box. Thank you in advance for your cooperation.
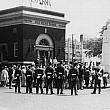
[0,87,110,110]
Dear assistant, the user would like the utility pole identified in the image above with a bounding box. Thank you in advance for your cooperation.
[80,34,83,63]
[30,0,33,7]
[67,38,70,64]
[72,34,74,63]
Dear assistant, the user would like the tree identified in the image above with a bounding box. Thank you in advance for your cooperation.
[83,37,103,57]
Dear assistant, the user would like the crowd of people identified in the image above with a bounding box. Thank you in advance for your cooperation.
[0,60,109,95]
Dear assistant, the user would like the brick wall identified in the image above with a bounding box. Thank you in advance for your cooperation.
[23,24,65,62]
[0,24,23,62]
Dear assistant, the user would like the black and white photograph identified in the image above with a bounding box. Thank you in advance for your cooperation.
[0,0,110,110]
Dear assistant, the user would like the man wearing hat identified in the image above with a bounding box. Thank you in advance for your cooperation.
[68,63,78,95]
[25,65,33,93]
[55,60,65,94]
[45,62,54,94]
[34,64,44,94]
[34,58,40,68]
[8,65,13,89]
[78,63,84,90]
[91,67,102,94]
[14,64,22,93]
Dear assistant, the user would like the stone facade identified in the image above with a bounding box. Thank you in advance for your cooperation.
[102,20,110,72]
[0,6,69,64]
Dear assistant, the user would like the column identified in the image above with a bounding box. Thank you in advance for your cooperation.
[48,51,50,59]
[37,50,40,59]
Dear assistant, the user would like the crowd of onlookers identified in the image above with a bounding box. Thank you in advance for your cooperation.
[0,61,109,95]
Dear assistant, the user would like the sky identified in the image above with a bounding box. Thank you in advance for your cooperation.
[0,0,110,40]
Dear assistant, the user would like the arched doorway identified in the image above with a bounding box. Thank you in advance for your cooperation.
[35,34,54,66]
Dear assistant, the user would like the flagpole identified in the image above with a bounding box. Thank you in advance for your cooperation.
[80,34,83,63]
[30,0,32,7]
[22,0,23,6]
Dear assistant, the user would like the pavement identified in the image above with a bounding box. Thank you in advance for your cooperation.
[0,86,110,110]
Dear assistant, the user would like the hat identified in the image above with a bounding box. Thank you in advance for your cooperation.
[31,62,35,66]
[13,65,16,68]
[73,62,78,67]
[94,67,100,72]
[59,60,63,64]
[5,66,7,68]
[48,62,52,66]
[22,65,25,68]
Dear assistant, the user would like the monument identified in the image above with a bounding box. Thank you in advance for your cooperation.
[102,20,110,72]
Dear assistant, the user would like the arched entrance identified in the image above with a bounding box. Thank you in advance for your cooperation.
[35,34,54,66]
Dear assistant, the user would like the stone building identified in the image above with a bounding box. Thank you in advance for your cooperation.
[0,6,69,65]
[65,38,81,63]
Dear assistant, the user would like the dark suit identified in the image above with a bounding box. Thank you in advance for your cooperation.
[55,65,65,94]
[92,71,101,94]
[26,69,33,93]
[68,67,78,95]
[35,68,44,94]
[14,69,21,93]
[8,67,13,89]
[45,66,54,94]
[78,67,84,90]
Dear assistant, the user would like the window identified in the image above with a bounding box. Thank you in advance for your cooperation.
[14,42,18,57]
[39,39,49,46]
[0,43,8,61]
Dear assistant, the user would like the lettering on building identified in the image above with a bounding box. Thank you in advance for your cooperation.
[23,18,65,29]
[31,0,51,7]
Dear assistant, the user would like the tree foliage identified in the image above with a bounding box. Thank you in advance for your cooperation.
[83,37,103,56]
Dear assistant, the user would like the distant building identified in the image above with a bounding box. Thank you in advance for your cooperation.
[65,38,99,66]
[65,38,81,63]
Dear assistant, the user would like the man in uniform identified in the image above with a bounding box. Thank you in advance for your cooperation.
[84,68,90,88]
[34,65,44,94]
[78,63,84,90]
[14,64,22,93]
[34,58,40,67]
[68,63,78,95]
[91,67,102,94]
[8,65,13,89]
[55,61,65,95]
[45,62,54,94]
[25,65,33,93]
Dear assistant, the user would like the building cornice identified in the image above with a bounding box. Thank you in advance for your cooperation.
[0,6,69,29]
[0,6,64,18]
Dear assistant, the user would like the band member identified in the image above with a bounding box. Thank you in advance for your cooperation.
[14,64,22,93]
[91,67,102,94]
[55,61,65,94]
[78,63,84,90]
[8,65,13,89]
[68,63,78,95]
[35,65,44,94]
[84,68,90,88]
[34,58,40,67]
[25,65,33,93]
[45,62,54,94]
